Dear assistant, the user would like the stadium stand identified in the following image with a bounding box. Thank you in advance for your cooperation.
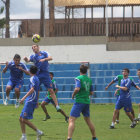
[0,63,140,104]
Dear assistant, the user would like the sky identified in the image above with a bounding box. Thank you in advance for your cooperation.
[0,0,140,19]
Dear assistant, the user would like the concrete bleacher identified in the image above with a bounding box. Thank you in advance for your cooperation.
[0,63,140,104]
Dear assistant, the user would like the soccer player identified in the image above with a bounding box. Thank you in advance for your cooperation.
[110,68,139,129]
[67,65,98,140]
[105,74,137,123]
[135,69,140,121]
[41,72,69,122]
[3,54,29,108]
[24,44,61,111]
[19,65,43,140]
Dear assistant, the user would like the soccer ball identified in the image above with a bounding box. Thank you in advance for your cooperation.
[32,34,40,43]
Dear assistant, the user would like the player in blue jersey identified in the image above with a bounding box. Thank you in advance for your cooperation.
[19,65,43,140]
[110,68,140,129]
[41,72,69,122]
[134,69,140,121]
[105,75,137,124]
[2,54,29,108]
[24,44,61,111]
[67,65,98,140]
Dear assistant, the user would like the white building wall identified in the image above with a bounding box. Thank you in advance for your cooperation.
[0,45,140,63]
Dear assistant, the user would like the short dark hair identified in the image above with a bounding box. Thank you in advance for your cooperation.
[49,72,54,76]
[80,64,88,74]
[123,68,130,73]
[30,65,38,74]
[137,69,140,71]
[14,54,21,60]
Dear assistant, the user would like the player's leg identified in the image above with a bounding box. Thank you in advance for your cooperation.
[84,117,97,140]
[15,88,20,108]
[19,117,27,140]
[124,101,137,128]
[40,76,61,111]
[67,103,82,140]
[41,99,51,121]
[48,88,60,110]
[115,95,120,124]
[52,100,69,122]
[82,104,98,140]
[110,99,122,128]
[131,107,135,119]
[116,111,120,124]
[15,81,23,108]
[138,103,140,119]
[67,116,77,140]
[5,80,13,105]
[20,102,44,139]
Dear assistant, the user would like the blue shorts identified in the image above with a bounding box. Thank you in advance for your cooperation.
[70,103,90,118]
[20,102,37,119]
[7,79,23,90]
[116,95,119,102]
[38,72,53,89]
[43,97,55,105]
[115,98,132,112]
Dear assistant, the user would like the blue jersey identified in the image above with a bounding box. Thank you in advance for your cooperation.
[26,75,40,103]
[7,61,28,81]
[30,51,50,72]
[119,78,136,100]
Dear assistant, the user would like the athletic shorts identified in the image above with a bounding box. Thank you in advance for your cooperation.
[115,98,132,112]
[7,79,23,90]
[43,97,55,105]
[38,71,53,89]
[70,103,90,118]
[116,95,119,102]
[20,102,37,119]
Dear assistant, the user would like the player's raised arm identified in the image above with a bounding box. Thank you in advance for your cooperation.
[2,61,9,73]
[105,80,115,90]
[24,57,30,63]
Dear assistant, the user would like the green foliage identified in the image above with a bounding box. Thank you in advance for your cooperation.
[0,104,140,140]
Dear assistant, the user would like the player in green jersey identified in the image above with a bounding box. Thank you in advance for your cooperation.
[67,65,98,140]
[41,72,69,122]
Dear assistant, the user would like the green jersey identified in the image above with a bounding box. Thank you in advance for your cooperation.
[113,75,133,95]
[75,75,93,104]
[47,79,58,99]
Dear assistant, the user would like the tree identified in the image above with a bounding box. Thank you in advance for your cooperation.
[40,0,45,37]
[0,6,5,28]
[1,0,10,38]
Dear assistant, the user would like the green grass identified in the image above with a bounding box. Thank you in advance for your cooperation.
[0,104,140,140]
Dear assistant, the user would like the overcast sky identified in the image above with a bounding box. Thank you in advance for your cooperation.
[0,0,140,19]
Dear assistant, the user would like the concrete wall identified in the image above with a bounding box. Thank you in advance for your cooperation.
[0,37,140,63]
[1,44,140,63]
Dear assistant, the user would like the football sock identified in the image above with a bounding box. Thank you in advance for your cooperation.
[111,122,115,126]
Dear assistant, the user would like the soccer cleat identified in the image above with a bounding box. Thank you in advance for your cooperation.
[92,138,98,140]
[130,122,136,128]
[134,118,140,122]
[37,130,44,140]
[43,115,51,121]
[110,125,115,129]
[115,120,119,124]
[20,136,27,140]
[15,101,20,108]
[4,99,9,106]
[65,117,69,123]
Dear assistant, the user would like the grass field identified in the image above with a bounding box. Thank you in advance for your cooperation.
[0,103,140,140]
